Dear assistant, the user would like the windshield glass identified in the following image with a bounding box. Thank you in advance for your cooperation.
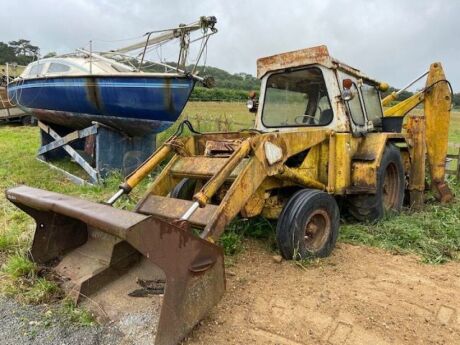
[262,67,332,127]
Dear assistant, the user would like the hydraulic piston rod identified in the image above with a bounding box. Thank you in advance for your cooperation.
[382,70,429,106]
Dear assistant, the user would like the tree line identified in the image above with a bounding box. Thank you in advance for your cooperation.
[0,39,39,66]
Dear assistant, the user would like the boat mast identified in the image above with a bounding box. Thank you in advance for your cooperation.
[107,16,217,72]
[113,16,216,54]
[89,40,93,74]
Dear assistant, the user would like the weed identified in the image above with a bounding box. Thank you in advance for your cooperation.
[294,257,321,271]
[0,221,31,252]
[220,231,243,256]
[60,299,95,326]
[2,253,36,278]
[22,278,60,304]
[219,217,275,256]
[1,274,61,304]
[1,254,61,304]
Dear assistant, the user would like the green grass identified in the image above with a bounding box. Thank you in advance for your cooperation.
[450,112,460,143]
[0,64,24,78]
[158,101,253,143]
[1,253,61,304]
[219,217,275,256]
[60,299,95,326]
[340,187,460,264]
[22,278,60,304]
[2,253,36,278]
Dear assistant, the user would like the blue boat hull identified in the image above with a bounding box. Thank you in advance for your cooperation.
[7,75,195,134]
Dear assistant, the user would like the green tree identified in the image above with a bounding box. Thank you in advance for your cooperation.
[8,39,39,65]
[453,93,460,108]
[43,52,57,58]
[0,42,15,64]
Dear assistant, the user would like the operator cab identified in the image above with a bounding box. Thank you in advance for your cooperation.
[253,45,388,135]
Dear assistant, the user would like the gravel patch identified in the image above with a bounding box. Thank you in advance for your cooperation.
[0,297,126,345]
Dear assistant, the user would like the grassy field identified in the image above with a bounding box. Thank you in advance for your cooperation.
[449,109,460,143]
[0,102,459,308]
[0,64,24,78]
[158,101,254,142]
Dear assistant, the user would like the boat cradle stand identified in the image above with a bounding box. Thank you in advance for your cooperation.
[37,121,156,185]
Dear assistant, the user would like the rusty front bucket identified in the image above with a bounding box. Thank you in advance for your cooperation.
[5,185,225,345]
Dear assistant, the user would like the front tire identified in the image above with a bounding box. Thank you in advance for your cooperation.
[170,178,196,200]
[276,189,340,260]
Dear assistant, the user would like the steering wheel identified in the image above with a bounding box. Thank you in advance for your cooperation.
[295,114,318,125]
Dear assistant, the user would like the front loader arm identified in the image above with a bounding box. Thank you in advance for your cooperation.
[200,138,270,240]
[201,130,329,240]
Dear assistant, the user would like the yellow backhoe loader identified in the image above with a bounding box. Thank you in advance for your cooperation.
[5,45,453,345]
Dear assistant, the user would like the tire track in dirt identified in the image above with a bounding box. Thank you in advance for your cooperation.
[183,241,460,345]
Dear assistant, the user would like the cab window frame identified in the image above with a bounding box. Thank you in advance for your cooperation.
[261,66,334,128]
[344,80,367,127]
[359,83,384,128]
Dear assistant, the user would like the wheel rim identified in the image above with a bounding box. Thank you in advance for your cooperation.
[303,209,331,252]
[382,162,400,210]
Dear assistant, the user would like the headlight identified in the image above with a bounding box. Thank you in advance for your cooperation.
[246,99,255,110]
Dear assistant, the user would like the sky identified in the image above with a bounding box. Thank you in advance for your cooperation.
[1,0,459,90]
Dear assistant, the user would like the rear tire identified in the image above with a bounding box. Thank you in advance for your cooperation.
[122,151,143,176]
[276,189,340,260]
[170,178,196,200]
[347,144,404,222]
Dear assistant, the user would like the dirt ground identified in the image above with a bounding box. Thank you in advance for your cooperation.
[183,240,460,345]
[1,240,459,345]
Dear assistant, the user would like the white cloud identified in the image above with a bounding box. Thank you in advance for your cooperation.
[1,0,459,90]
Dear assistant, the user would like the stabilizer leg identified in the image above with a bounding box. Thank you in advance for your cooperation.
[424,62,454,203]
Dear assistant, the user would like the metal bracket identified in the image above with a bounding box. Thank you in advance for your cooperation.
[38,123,97,155]
[37,121,99,184]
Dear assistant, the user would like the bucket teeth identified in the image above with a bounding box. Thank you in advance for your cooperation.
[128,278,166,297]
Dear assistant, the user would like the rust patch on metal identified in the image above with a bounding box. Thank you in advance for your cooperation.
[163,78,174,116]
[85,77,103,112]
[257,45,331,78]
[204,139,243,157]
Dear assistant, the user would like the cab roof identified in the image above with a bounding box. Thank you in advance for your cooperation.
[256,45,382,86]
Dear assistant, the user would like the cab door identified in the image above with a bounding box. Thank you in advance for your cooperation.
[338,71,370,136]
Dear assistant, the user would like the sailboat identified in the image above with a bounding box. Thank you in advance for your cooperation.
[7,16,217,135]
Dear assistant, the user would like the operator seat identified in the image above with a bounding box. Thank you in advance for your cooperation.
[319,109,333,125]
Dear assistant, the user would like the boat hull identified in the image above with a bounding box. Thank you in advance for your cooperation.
[7,75,195,134]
